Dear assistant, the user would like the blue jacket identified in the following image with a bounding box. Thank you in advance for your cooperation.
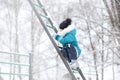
[55,28,81,57]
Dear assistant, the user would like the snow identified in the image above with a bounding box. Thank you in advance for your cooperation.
[0,0,120,80]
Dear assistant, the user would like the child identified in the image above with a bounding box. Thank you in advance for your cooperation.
[55,18,81,69]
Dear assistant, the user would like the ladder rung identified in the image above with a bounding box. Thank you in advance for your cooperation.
[0,62,30,66]
[34,3,43,9]
[0,72,29,76]
[39,14,49,19]
[46,24,54,29]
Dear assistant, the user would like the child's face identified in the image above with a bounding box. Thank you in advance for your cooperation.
[59,29,63,31]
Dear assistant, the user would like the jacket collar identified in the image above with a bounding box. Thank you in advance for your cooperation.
[57,24,75,37]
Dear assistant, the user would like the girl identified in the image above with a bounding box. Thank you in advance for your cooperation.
[55,18,81,69]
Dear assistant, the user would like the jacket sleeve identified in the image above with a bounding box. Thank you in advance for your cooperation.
[55,33,74,45]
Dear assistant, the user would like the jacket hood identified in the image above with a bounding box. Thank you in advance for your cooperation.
[57,24,75,37]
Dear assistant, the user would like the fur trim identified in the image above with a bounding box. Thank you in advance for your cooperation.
[57,24,75,37]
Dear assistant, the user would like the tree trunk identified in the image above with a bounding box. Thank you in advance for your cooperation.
[6,1,13,80]
[115,0,120,28]
[112,47,115,80]
[86,16,99,80]
[101,25,104,80]
[13,0,21,80]
[102,0,115,27]
[102,0,120,80]
[30,8,35,80]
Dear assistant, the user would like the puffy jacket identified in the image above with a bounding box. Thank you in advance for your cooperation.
[55,25,81,57]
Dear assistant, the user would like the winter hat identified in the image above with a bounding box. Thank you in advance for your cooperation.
[59,18,72,29]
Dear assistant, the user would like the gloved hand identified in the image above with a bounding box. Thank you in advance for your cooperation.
[55,34,62,41]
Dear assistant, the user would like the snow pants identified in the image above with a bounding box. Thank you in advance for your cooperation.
[61,44,77,63]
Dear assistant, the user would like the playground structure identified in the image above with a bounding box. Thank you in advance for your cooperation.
[0,51,31,80]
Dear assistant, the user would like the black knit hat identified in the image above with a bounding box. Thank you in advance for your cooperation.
[59,18,72,29]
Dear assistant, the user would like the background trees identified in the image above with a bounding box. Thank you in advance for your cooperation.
[0,0,120,80]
